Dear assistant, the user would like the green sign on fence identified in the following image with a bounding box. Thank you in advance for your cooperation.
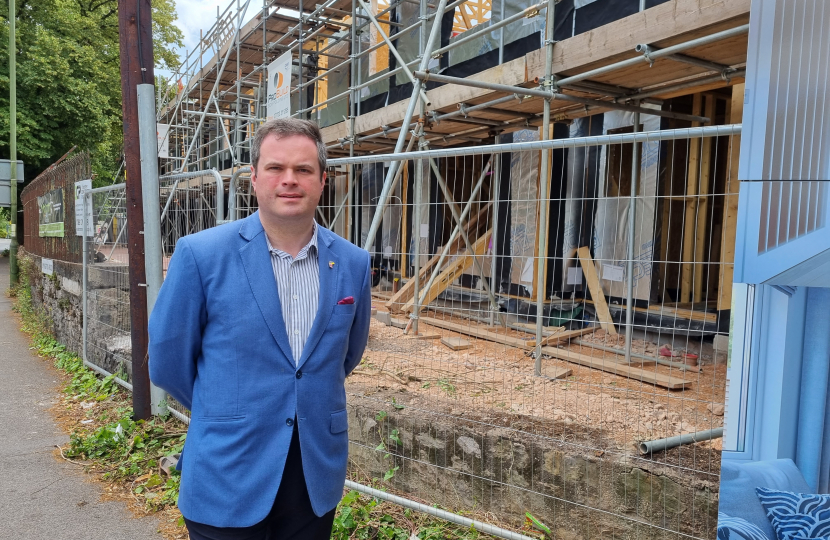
[38,187,65,237]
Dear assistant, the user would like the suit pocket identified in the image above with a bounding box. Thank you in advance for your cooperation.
[330,409,349,434]
[332,303,357,317]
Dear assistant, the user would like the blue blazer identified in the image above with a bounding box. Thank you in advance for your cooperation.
[148,212,372,527]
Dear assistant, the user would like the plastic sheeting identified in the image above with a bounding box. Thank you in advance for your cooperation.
[592,108,660,302]
[447,0,543,67]
[318,34,351,128]
[509,129,540,294]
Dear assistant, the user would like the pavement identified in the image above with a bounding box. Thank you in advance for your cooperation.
[0,256,164,540]
[0,238,10,252]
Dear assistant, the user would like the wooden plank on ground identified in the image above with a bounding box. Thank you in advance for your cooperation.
[576,247,617,335]
[419,316,531,349]
[542,365,573,380]
[402,230,492,312]
[538,346,691,390]
[525,326,598,347]
[441,337,472,351]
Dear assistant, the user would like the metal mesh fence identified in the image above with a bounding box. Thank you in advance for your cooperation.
[82,185,133,385]
[74,123,736,539]
[317,127,736,539]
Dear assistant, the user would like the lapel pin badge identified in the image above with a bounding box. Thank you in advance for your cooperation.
[329,261,335,269]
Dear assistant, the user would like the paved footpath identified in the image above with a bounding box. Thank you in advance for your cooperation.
[0,257,164,540]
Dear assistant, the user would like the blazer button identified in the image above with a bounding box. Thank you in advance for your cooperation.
[296,370,303,379]
[286,418,294,427]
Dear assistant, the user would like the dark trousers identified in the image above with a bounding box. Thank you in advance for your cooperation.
[185,423,337,540]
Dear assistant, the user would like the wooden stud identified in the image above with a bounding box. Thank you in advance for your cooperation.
[694,95,716,302]
[387,204,491,310]
[680,93,703,303]
[400,162,409,279]
[525,326,597,347]
[402,230,492,312]
[576,246,617,336]
[718,83,743,311]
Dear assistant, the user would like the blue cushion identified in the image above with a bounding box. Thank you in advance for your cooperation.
[719,512,773,540]
[720,459,812,540]
[756,487,830,540]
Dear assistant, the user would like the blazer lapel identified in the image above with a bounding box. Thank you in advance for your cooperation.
[238,214,295,366]
[297,227,338,369]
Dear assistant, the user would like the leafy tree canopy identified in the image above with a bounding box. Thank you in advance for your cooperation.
[0,0,184,183]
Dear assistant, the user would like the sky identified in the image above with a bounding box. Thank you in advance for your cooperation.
[161,0,259,77]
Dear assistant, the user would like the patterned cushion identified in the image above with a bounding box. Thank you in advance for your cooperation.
[756,487,830,540]
[719,512,773,540]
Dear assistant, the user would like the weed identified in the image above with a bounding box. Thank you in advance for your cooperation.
[437,378,456,396]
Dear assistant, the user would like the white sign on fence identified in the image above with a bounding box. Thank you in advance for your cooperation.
[42,258,54,275]
[267,51,292,119]
[157,123,170,158]
[74,179,93,237]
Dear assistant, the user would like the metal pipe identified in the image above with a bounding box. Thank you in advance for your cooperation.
[344,481,536,540]
[534,0,555,377]
[638,427,724,455]
[555,24,749,88]
[361,0,449,252]
[137,84,167,415]
[489,134,501,326]
[328,124,742,165]
[228,166,253,221]
[619,69,747,103]
[82,191,89,369]
[83,360,134,392]
[636,44,733,74]
[413,71,710,123]
[8,0,18,285]
[177,0,250,172]
[624,105,640,365]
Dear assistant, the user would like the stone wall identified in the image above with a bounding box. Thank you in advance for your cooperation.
[22,249,133,381]
[347,395,718,540]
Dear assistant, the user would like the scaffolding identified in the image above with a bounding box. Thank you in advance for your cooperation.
[155,0,751,536]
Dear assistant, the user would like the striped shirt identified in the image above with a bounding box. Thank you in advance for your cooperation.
[266,223,320,365]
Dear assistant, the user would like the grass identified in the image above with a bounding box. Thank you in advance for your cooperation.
[8,253,541,540]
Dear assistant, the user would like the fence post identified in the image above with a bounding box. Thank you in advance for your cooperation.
[137,84,168,416]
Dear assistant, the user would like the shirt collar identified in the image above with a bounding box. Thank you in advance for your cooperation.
[266,221,318,260]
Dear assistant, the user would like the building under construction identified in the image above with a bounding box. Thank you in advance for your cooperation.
[150,0,754,537]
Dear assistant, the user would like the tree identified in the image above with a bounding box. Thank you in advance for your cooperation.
[0,0,184,183]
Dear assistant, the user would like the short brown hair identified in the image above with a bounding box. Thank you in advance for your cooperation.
[251,118,327,175]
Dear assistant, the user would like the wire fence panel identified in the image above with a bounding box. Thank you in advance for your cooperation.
[83,185,133,385]
[320,127,736,539]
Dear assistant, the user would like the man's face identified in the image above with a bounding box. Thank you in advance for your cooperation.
[251,133,326,224]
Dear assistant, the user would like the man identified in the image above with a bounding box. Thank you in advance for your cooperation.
[149,118,372,539]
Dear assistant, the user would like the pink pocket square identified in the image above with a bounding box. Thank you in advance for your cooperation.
[337,296,355,305]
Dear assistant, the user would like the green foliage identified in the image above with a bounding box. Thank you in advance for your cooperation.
[0,0,184,178]
[0,208,8,238]
[332,490,487,540]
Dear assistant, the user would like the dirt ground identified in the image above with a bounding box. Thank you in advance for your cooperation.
[351,305,725,479]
